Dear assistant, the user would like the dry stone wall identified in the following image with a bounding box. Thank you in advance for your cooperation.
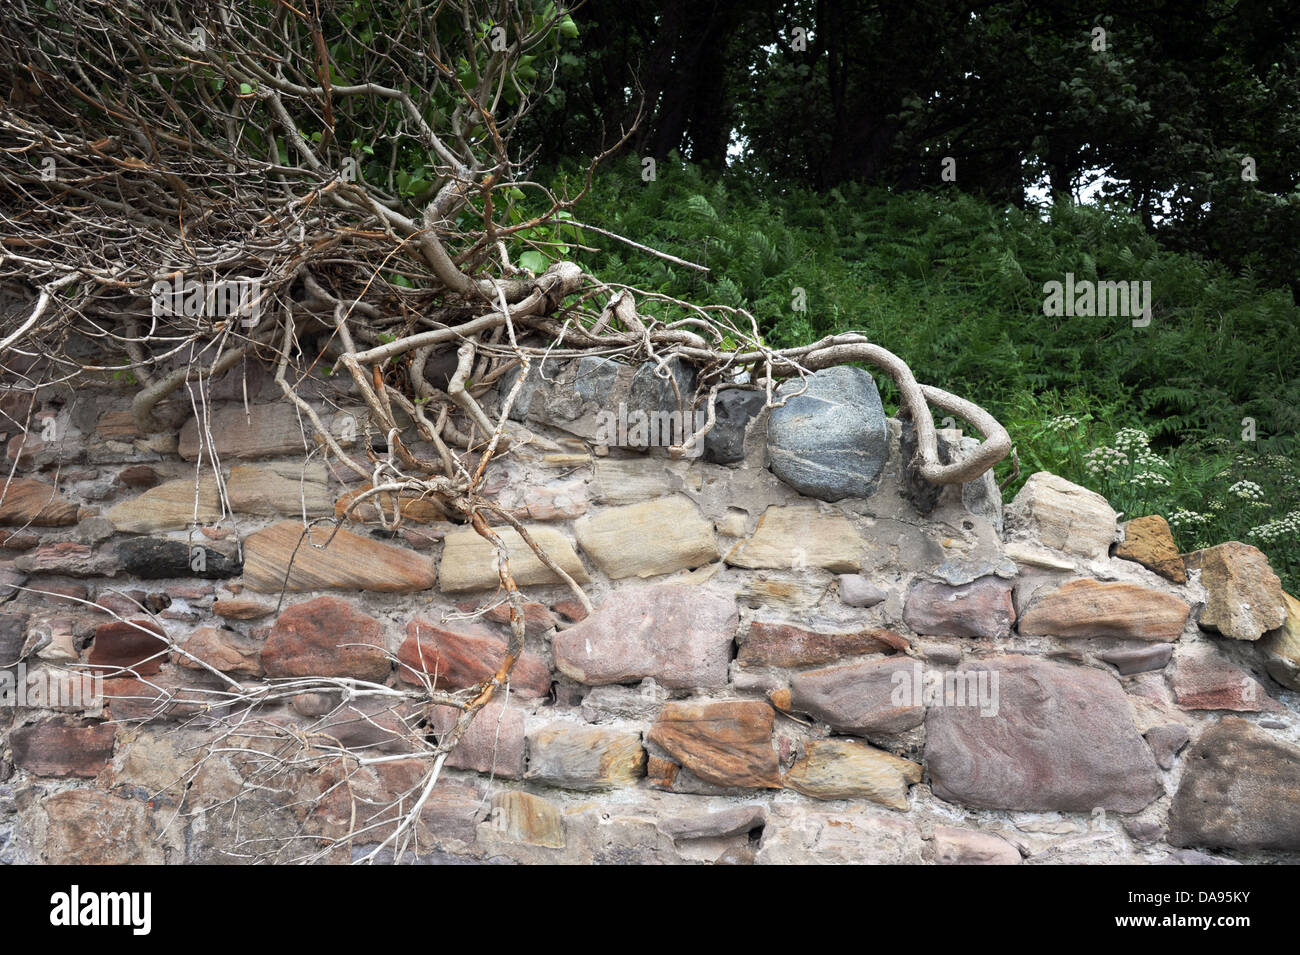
[1,356,1299,865]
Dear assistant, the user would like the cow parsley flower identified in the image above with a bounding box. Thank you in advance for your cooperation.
[1228,480,1264,501]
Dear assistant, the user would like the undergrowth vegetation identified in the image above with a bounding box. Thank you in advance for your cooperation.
[545,155,1300,588]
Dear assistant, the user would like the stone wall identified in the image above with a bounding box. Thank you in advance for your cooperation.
[1,355,1298,865]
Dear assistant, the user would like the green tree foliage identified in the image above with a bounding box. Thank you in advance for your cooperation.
[526,0,1300,296]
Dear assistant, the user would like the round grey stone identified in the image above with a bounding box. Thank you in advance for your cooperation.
[767,366,888,501]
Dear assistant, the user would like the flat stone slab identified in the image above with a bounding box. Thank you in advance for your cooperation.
[1169,717,1300,851]
[398,619,551,698]
[647,700,782,789]
[725,504,863,572]
[784,739,921,809]
[106,476,224,532]
[525,722,646,790]
[261,596,390,683]
[179,402,313,461]
[0,478,80,526]
[242,521,435,593]
[227,463,332,517]
[904,576,1016,639]
[1017,578,1189,641]
[553,583,735,689]
[737,620,907,668]
[925,655,1163,812]
[438,525,587,593]
[574,495,718,579]
[790,656,926,735]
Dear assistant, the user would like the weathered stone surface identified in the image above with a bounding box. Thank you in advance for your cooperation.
[738,620,906,668]
[0,610,27,665]
[335,483,450,525]
[117,538,241,579]
[501,477,589,522]
[766,366,888,501]
[470,599,557,638]
[1017,578,1189,641]
[261,596,389,682]
[1116,515,1187,583]
[1004,471,1117,559]
[790,657,926,735]
[1187,542,1287,641]
[26,613,91,663]
[228,463,332,517]
[307,699,418,754]
[657,805,767,841]
[43,790,166,864]
[175,626,262,677]
[525,722,646,790]
[625,357,698,450]
[572,355,620,402]
[837,574,887,607]
[117,464,161,488]
[552,583,735,689]
[485,791,565,848]
[0,528,39,550]
[756,806,923,864]
[929,555,1018,587]
[1260,591,1300,690]
[648,700,781,789]
[591,458,681,504]
[438,524,586,593]
[785,739,922,809]
[11,719,115,777]
[1099,643,1175,675]
[430,702,526,777]
[931,826,1021,865]
[574,496,718,579]
[0,562,23,601]
[112,728,199,795]
[1004,540,1077,571]
[102,672,227,723]
[0,478,79,525]
[14,543,117,578]
[903,576,1015,639]
[725,505,863,572]
[738,573,832,612]
[1146,723,1191,770]
[1169,717,1300,851]
[704,389,766,465]
[925,655,1163,812]
[88,618,169,675]
[412,779,486,847]
[398,619,550,697]
[212,597,275,620]
[1169,644,1279,712]
[243,521,435,593]
[106,476,223,532]
[179,402,311,461]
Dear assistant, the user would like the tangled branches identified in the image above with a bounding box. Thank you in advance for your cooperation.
[0,0,1010,862]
